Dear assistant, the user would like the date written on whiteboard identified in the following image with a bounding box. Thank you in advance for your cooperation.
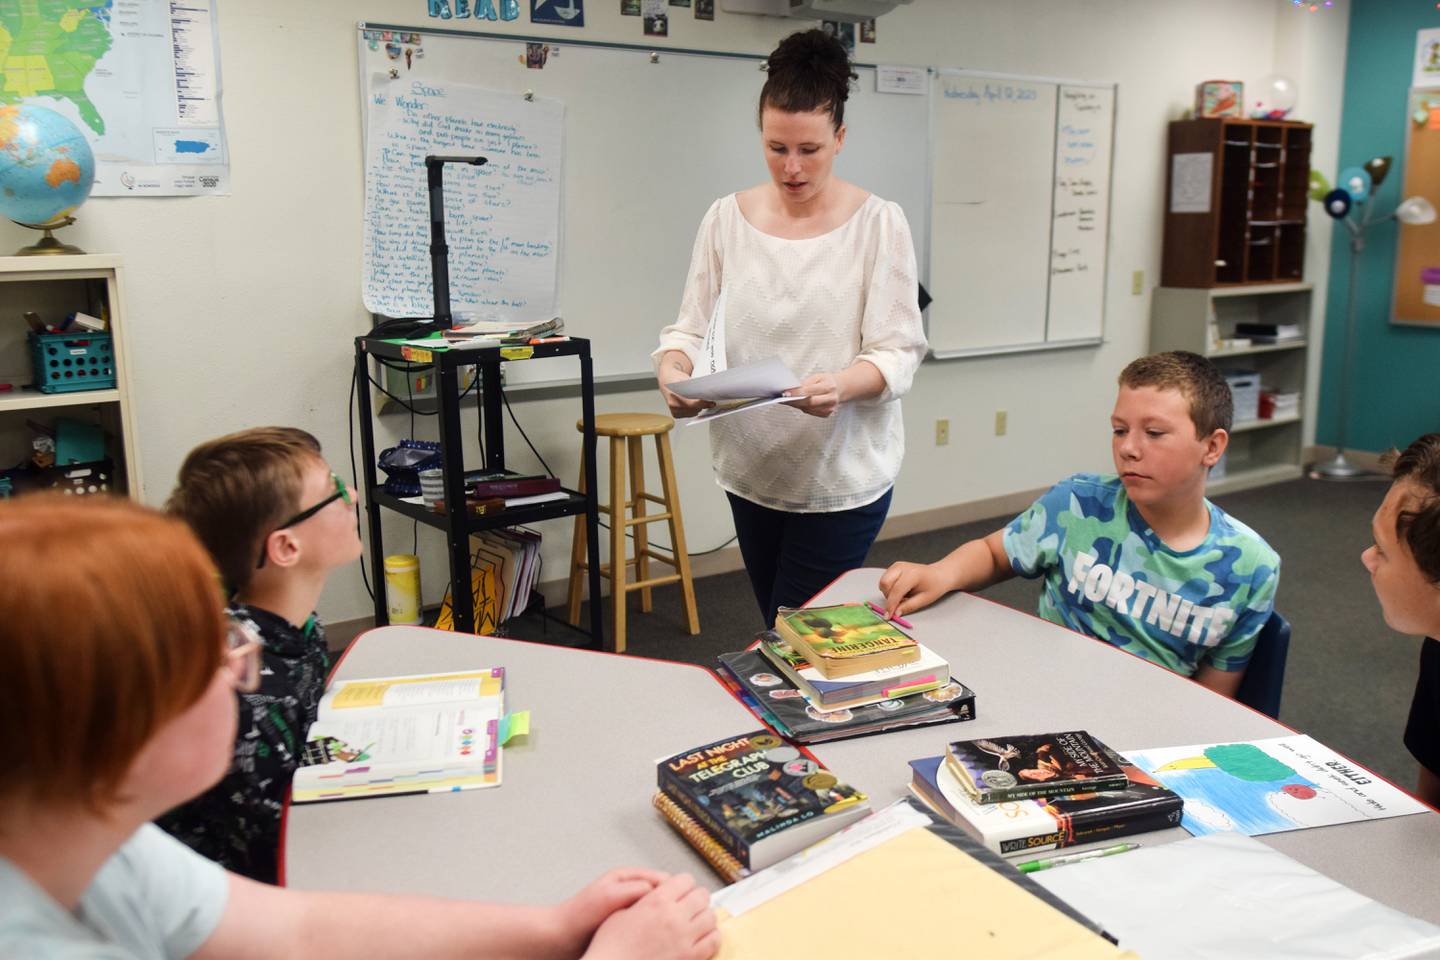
[941,79,1040,103]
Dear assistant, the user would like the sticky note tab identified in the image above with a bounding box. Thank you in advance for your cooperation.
[500,346,534,360]
[499,710,531,745]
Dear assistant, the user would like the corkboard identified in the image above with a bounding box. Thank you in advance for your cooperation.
[1393,88,1440,327]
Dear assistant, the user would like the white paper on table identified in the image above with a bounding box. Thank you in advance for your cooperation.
[668,357,800,402]
[1032,832,1440,960]
[683,395,805,426]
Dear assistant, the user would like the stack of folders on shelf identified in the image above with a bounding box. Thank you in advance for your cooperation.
[1234,321,1303,343]
[907,732,1183,857]
[470,529,543,623]
[654,730,870,882]
[444,316,563,344]
[292,668,509,803]
[716,632,975,743]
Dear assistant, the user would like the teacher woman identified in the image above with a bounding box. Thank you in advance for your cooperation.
[653,28,926,627]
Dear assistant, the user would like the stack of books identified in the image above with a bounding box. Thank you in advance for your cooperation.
[444,316,564,344]
[908,731,1183,857]
[654,730,870,882]
[716,633,975,743]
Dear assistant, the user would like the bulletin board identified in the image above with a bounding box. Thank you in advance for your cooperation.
[1393,88,1440,327]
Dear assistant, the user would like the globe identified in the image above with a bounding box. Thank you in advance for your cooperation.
[0,103,96,226]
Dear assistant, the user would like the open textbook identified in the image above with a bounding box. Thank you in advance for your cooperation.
[292,668,507,803]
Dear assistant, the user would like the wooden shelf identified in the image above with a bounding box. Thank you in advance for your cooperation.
[1206,340,1307,358]
[0,387,120,414]
[1230,413,1301,434]
[1207,463,1304,496]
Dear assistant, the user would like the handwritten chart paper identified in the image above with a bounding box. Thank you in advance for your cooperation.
[363,77,563,322]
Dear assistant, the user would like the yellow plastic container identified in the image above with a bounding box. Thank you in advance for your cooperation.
[384,553,422,625]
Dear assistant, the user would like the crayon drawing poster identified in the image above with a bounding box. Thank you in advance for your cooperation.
[1124,735,1427,838]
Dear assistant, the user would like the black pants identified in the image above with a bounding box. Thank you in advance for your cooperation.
[726,488,893,628]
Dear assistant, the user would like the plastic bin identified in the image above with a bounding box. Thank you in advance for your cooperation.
[29,332,116,394]
[1225,370,1260,424]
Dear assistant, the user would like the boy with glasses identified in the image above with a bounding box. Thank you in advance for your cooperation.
[156,427,364,883]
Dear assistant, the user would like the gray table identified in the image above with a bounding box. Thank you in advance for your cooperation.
[285,568,1440,922]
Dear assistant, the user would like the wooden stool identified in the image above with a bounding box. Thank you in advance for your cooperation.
[566,413,699,653]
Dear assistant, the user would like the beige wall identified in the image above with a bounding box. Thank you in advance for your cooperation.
[0,0,1349,624]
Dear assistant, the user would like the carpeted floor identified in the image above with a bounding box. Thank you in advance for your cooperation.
[541,477,1424,793]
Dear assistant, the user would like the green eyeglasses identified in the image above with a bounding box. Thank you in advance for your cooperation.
[256,472,353,569]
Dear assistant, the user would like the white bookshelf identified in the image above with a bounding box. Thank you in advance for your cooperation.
[0,256,140,496]
[1151,283,1312,496]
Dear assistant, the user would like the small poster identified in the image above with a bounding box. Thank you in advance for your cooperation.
[1169,152,1212,214]
[642,0,667,35]
[695,0,714,19]
[531,0,585,27]
[621,0,640,12]
[1415,28,1440,89]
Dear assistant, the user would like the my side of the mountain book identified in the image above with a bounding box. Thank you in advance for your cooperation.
[946,731,1130,804]
[774,603,920,678]
[656,730,868,873]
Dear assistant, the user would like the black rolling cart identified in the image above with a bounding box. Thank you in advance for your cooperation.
[353,334,604,649]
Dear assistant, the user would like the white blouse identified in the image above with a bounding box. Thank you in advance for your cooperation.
[654,193,927,513]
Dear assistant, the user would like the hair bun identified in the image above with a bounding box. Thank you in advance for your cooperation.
[766,28,854,100]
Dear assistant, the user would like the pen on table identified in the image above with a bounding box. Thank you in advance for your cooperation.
[1017,842,1140,874]
[529,336,570,344]
[866,600,913,629]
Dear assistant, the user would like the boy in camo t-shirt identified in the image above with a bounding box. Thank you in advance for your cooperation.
[880,352,1279,697]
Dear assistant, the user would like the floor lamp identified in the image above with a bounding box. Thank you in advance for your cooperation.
[1307,158,1436,480]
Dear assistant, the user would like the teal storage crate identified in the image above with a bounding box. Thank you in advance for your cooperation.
[29,332,116,394]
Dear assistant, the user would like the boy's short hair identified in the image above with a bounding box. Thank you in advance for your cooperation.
[1388,433,1440,584]
[167,427,323,594]
[1118,350,1233,436]
[0,497,225,812]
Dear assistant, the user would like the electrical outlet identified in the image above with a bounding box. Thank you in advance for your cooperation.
[935,419,950,446]
[1131,270,1144,296]
[995,410,1008,436]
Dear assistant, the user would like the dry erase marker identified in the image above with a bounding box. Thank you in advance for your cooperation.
[529,336,570,344]
[1017,842,1139,874]
[867,600,914,629]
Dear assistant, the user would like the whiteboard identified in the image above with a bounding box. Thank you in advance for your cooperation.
[358,24,931,383]
[927,70,1114,358]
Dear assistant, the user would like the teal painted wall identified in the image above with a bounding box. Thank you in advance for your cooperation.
[1318,1,1440,452]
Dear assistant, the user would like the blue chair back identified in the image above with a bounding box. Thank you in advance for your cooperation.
[1235,611,1290,719]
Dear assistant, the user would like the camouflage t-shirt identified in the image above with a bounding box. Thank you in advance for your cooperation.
[1002,473,1279,676]
[154,603,328,884]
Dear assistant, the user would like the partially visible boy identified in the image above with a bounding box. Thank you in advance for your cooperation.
[156,427,363,883]
[880,351,1279,697]
[1363,433,1440,808]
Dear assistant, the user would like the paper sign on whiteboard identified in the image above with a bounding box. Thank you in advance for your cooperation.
[1170,153,1213,214]
[877,66,926,95]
